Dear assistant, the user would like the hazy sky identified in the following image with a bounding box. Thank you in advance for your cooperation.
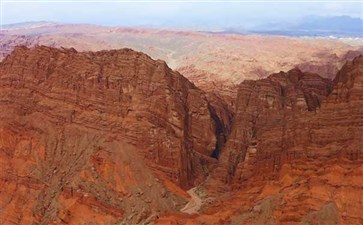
[1,0,362,29]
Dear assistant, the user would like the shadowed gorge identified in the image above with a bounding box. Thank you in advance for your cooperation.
[0,44,362,224]
[161,55,363,225]
[0,46,233,224]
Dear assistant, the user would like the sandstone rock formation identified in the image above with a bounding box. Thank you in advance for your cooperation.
[0,44,362,225]
[218,68,334,185]
[0,46,228,224]
[1,23,359,99]
[159,55,362,225]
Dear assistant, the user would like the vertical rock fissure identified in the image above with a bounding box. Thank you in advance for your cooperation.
[208,104,227,159]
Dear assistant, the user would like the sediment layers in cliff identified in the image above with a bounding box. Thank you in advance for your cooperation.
[0,46,231,224]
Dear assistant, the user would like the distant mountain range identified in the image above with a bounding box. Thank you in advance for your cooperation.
[224,16,363,37]
[2,15,362,38]
[2,21,59,30]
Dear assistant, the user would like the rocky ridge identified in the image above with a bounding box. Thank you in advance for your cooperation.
[1,24,361,101]
[0,45,362,225]
[0,46,231,224]
[159,55,362,225]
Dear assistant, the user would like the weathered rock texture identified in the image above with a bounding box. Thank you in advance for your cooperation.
[1,24,360,104]
[1,44,362,225]
[0,46,227,224]
[217,68,334,184]
[228,56,363,186]
[168,56,362,225]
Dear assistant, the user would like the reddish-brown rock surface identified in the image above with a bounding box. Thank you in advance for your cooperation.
[2,24,361,120]
[0,44,362,225]
[216,68,334,185]
[1,23,361,101]
[157,56,362,225]
[0,46,229,224]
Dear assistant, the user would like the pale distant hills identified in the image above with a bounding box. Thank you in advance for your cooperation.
[225,16,363,37]
[1,21,362,102]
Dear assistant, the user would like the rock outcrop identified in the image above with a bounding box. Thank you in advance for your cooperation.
[1,44,362,225]
[180,55,363,225]
[0,46,227,224]
[1,24,359,101]
[215,68,334,184]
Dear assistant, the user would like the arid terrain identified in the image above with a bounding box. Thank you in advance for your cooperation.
[1,23,363,99]
[0,23,362,225]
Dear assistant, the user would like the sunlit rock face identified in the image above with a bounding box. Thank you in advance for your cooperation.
[213,67,334,184]
[0,44,362,225]
[1,24,360,108]
[185,56,362,225]
[0,46,230,224]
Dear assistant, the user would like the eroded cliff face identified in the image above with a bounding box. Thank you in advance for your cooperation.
[1,25,360,106]
[0,46,227,224]
[176,56,362,225]
[213,68,334,185]
[1,45,362,225]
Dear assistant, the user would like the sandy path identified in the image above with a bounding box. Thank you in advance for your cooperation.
[180,187,202,214]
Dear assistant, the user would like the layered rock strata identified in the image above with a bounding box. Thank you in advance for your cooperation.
[0,46,229,224]
[195,56,363,225]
